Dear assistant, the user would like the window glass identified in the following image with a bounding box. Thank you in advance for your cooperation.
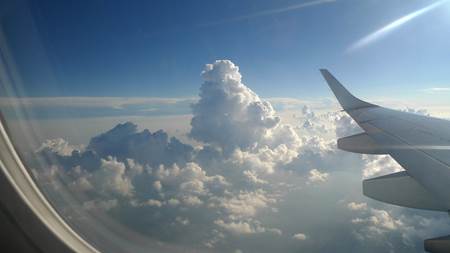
[1,1,450,252]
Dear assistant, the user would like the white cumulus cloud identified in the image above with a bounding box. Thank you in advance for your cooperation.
[308,169,329,183]
[292,233,307,240]
[190,60,301,153]
[347,202,368,211]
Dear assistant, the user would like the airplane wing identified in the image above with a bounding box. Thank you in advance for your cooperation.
[320,69,450,253]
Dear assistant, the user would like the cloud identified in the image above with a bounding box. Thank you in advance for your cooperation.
[83,199,118,211]
[153,162,229,207]
[87,122,194,167]
[213,189,276,219]
[214,219,281,235]
[351,208,403,234]
[243,170,267,185]
[292,233,307,240]
[94,157,134,197]
[0,96,196,109]
[28,60,450,252]
[401,107,430,116]
[139,199,163,208]
[347,202,368,211]
[31,60,305,250]
[345,198,450,252]
[37,138,81,156]
[190,60,301,154]
[33,126,282,249]
[0,96,196,119]
[421,87,450,94]
[362,154,403,179]
[284,115,363,176]
[307,169,329,183]
[334,113,361,138]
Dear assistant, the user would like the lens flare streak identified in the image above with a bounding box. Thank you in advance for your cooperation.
[347,0,449,52]
[200,0,335,27]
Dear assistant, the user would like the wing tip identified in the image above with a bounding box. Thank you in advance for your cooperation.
[320,69,375,111]
[319,69,329,76]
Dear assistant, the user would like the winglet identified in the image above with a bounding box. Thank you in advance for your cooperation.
[320,69,375,111]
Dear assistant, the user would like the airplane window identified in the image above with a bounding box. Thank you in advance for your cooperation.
[1,0,450,253]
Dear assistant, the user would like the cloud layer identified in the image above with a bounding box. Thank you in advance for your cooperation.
[28,60,450,253]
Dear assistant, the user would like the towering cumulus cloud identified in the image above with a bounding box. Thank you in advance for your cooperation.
[190,60,300,153]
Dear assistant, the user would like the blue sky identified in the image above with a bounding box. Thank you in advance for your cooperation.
[4,0,450,99]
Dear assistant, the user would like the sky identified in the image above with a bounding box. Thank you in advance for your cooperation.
[2,1,450,253]
[2,0,450,100]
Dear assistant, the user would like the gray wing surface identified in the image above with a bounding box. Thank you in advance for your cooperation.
[321,69,450,252]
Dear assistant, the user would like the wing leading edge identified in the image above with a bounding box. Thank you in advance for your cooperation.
[321,69,450,252]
